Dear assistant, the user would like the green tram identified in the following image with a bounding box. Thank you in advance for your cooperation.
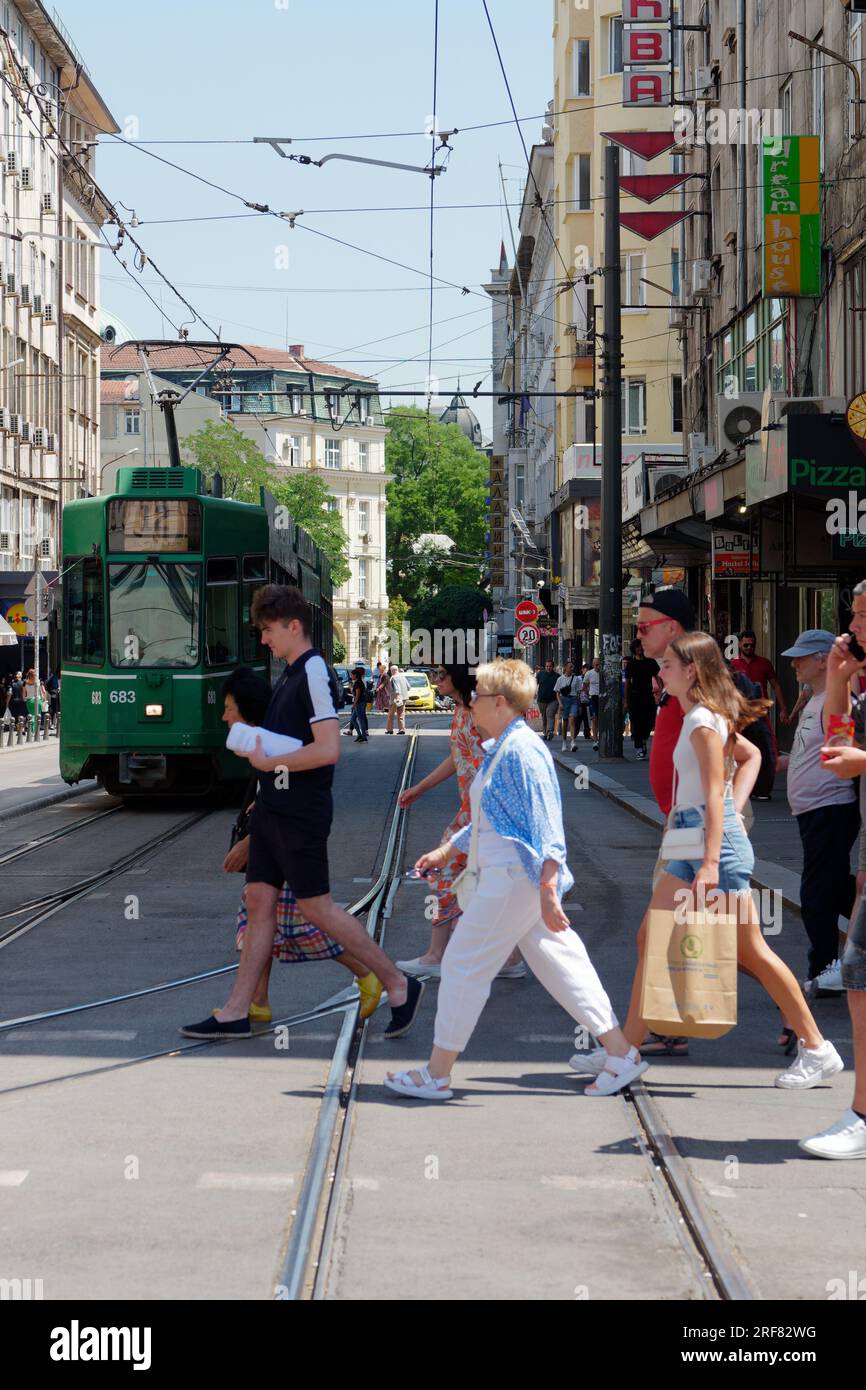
[60,466,333,797]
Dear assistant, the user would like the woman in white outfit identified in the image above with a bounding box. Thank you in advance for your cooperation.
[384,659,647,1100]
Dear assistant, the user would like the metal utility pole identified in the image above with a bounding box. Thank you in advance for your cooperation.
[599,143,623,759]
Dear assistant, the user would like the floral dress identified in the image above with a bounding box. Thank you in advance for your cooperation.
[427,702,485,928]
[374,672,392,713]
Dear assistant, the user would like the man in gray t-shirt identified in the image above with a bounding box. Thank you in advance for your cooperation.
[783,630,859,987]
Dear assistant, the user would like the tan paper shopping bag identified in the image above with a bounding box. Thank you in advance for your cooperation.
[640,907,738,1039]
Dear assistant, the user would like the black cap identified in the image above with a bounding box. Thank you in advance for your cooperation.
[640,587,695,630]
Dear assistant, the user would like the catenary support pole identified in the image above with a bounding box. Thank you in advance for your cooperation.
[599,143,623,759]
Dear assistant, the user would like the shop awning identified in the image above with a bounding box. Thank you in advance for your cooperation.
[0,614,17,646]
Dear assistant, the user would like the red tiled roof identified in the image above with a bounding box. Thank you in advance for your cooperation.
[101,377,140,402]
[102,342,375,383]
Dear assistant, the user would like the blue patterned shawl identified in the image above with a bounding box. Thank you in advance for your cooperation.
[450,716,574,896]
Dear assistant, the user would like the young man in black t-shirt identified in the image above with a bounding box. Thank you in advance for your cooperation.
[181,584,423,1041]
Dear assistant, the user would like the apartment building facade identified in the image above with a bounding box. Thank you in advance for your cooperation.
[0,2,117,669]
[638,0,866,736]
[551,0,685,663]
[102,342,390,666]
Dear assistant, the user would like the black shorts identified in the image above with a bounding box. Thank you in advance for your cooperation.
[246,811,330,900]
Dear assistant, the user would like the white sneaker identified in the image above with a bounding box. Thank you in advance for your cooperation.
[561,741,568,752]
[775,1039,845,1089]
[813,958,844,993]
[568,1046,607,1075]
[799,1109,866,1160]
[496,962,527,979]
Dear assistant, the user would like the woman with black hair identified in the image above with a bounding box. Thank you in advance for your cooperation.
[395,663,524,980]
[220,667,382,1023]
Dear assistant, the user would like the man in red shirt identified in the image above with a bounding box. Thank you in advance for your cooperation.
[730,629,790,799]
[637,588,696,816]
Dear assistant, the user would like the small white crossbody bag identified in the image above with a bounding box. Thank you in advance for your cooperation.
[451,739,511,911]
[659,766,705,860]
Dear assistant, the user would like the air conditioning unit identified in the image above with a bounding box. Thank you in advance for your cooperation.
[0,408,5,430]
[716,392,764,449]
[19,421,30,443]
[20,167,31,189]
[45,432,55,451]
[5,273,15,294]
[40,536,51,558]
[8,414,19,435]
[574,336,594,357]
[687,431,706,470]
[32,427,44,447]
[6,151,17,173]
[361,532,372,543]
[648,464,689,501]
[42,303,54,323]
[774,395,847,421]
[32,293,41,314]
[669,299,689,329]
[692,259,713,296]
[43,100,55,124]
[358,598,368,609]
[694,65,713,97]
[41,193,53,213]
[0,532,9,552]
[20,284,29,306]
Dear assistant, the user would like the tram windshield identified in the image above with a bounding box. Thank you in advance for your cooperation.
[108,561,200,667]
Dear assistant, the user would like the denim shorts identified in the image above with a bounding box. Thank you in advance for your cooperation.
[559,696,578,718]
[843,894,866,991]
[664,803,754,895]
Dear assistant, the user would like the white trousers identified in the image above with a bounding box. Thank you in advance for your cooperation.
[433,864,618,1052]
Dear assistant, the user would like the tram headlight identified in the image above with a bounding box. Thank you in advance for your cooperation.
[144,703,164,717]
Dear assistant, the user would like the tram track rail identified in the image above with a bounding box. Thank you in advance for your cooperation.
[0,739,418,1109]
[0,803,123,869]
[278,730,756,1303]
[0,808,214,950]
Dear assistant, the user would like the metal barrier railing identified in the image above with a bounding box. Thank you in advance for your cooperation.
[0,714,59,748]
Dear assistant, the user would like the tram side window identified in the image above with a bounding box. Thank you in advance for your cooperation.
[64,559,104,664]
[242,554,267,661]
[206,557,239,666]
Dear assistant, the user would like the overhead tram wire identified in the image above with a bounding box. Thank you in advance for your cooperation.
[0,64,220,342]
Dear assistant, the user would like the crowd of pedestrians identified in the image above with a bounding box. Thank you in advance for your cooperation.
[184,577,866,1161]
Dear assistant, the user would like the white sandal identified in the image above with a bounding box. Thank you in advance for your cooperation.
[384,1066,453,1101]
[584,1048,648,1097]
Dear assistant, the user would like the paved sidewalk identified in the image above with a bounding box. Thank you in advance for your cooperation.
[0,738,93,818]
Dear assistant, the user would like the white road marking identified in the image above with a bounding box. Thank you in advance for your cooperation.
[0,1171,28,1186]
[351,1177,380,1191]
[5,1029,138,1041]
[541,1175,643,1190]
[196,1172,295,1191]
[517,1035,574,1044]
[352,876,373,883]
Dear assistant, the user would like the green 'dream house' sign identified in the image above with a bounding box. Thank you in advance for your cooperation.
[762,136,821,298]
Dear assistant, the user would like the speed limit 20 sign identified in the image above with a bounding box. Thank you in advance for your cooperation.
[517,623,540,647]
[515,599,539,624]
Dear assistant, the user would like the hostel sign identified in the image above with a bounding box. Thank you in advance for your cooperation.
[762,136,821,297]
[486,455,506,587]
[622,0,672,108]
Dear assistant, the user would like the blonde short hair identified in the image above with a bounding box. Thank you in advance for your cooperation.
[474,658,537,713]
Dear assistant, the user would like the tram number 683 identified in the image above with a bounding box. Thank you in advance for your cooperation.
[109,689,136,704]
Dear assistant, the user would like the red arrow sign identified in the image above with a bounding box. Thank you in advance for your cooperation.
[620,208,693,242]
[619,172,691,205]
[602,131,682,162]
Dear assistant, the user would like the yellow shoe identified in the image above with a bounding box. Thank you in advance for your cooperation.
[355,972,383,1020]
[249,1002,273,1023]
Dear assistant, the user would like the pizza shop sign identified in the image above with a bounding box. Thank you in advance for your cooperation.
[622,0,672,108]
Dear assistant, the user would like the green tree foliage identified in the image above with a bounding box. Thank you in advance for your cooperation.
[332,635,347,663]
[180,421,271,502]
[385,407,488,606]
[409,586,489,634]
[269,472,351,587]
[181,420,350,586]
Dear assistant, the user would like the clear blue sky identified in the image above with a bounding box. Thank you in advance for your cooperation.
[59,0,553,435]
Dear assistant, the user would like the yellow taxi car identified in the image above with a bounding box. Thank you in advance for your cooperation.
[403,670,436,711]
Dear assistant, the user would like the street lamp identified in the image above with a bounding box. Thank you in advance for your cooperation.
[99,448,139,493]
